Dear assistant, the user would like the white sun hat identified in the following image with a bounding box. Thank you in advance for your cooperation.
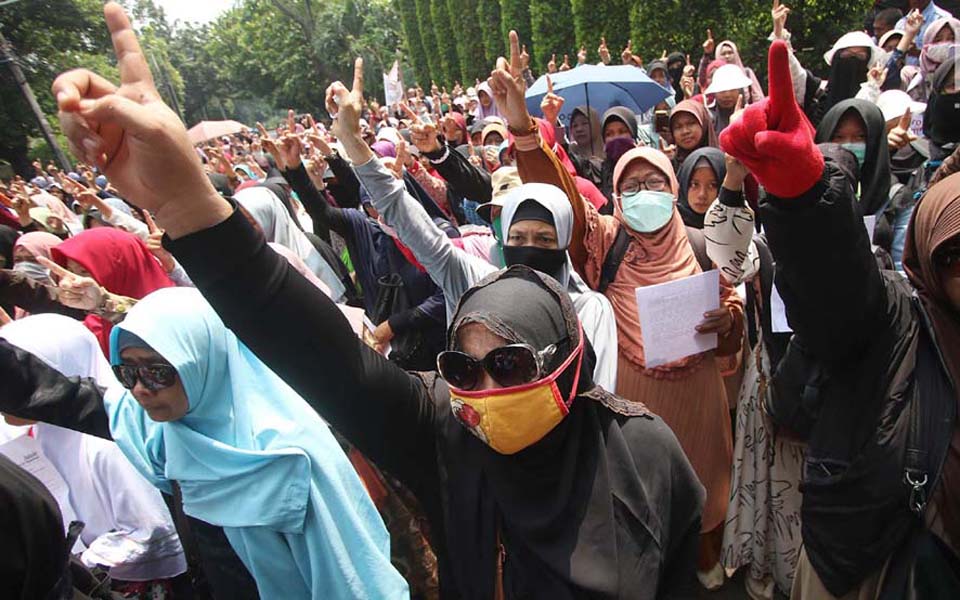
[824,31,881,66]
[704,64,753,95]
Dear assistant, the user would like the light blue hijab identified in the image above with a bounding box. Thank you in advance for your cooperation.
[104,287,407,599]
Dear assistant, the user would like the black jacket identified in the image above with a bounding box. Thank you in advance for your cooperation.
[762,160,957,596]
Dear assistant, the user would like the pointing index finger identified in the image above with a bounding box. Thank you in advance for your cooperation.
[898,107,912,130]
[547,75,554,94]
[103,2,156,91]
[352,57,364,96]
[509,31,521,74]
[37,256,73,280]
[144,210,160,234]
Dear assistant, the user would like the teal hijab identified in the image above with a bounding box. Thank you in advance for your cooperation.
[105,287,407,599]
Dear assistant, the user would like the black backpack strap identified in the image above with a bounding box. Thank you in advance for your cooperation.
[599,225,713,293]
[684,226,712,271]
[598,225,632,293]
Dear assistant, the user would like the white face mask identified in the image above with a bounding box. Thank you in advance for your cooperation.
[619,190,675,233]
[13,260,51,283]
[924,42,958,65]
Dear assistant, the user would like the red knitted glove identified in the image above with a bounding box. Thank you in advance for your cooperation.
[719,40,824,198]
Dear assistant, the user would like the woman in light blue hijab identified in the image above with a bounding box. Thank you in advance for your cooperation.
[104,287,408,599]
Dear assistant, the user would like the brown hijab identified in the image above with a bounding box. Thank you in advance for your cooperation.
[903,172,960,544]
[669,100,719,164]
[903,172,960,388]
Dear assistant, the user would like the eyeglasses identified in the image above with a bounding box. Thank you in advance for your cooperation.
[620,176,669,194]
[112,364,179,392]
[437,342,559,391]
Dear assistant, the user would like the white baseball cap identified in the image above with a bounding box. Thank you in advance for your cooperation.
[876,89,927,123]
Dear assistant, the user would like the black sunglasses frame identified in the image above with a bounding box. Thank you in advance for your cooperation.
[112,364,179,392]
[437,342,559,391]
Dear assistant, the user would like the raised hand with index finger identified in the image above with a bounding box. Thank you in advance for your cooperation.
[52,2,228,237]
[718,40,823,199]
[488,31,531,133]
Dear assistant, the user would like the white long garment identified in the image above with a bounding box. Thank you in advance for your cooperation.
[0,314,187,582]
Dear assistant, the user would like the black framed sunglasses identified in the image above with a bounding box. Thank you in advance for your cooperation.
[112,364,178,392]
[437,342,559,391]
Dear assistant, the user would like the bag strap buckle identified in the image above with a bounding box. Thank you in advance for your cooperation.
[904,470,928,515]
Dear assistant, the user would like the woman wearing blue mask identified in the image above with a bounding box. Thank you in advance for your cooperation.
[816,99,898,260]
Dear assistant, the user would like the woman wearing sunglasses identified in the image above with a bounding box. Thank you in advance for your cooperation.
[105,287,408,600]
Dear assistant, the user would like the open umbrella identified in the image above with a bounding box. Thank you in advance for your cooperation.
[524,65,672,128]
[187,120,248,145]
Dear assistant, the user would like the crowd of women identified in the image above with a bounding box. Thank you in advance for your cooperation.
[0,0,958,598]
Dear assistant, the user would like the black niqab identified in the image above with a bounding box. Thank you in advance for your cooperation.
[816,99,893,214]
[823,55,869,116]
[924,58,960,156]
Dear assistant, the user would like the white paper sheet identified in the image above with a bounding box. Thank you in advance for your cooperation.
[0,434,84,550]
[863,214,877,243]
[770,282,793,333]
[634,270,720,368]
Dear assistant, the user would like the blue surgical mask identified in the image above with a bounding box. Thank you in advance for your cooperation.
[841,142,866,168]
[13,260,52,283]
[620,190,675,233]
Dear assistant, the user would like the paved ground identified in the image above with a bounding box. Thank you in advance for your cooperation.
[680,569,790,600]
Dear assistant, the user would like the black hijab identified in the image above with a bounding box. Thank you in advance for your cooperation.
[677,148,726,229]
[0,225,19,269]
[0,454,72,599]
[924,58,960,159]
[601,106,639,141]
[816,99,893,215]
[823,54,869,116]
[440,266,703,599]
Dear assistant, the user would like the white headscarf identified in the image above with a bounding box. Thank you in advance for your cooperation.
[236,187,347,302]
[0,314,187,581]
[497,183,619,390]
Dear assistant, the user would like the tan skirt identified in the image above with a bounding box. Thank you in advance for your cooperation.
[616,353,733,532]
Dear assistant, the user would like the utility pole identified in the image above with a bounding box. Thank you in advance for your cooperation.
[0,30,73,171]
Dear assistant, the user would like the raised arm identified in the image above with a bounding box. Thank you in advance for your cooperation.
[489,32,590,275]
[51,4,441,492]
[720,41,888,361]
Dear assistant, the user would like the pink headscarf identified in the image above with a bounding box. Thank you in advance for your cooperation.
[921,17,960,77]
[13,232,61,261]
[29,191,79,226]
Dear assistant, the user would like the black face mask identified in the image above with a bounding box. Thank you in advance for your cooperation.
[825,55,868,110]
[926,92,960,147]
[502,245,568,281]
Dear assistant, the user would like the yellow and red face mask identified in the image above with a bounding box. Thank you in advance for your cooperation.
[448,332,584,455]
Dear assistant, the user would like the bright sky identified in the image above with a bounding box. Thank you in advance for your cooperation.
[154,0,236,25]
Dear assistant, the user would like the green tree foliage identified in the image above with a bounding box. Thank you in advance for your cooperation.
[571,0,630,63]
[476,0,505,69]
[397,0,431,86]
[530,0,575,73]
[0,0,115,174]
[447,0,489,83]
[413,0,442,85]
[498,0,533,63]
[629,0,872,84]
[429,0,461,85]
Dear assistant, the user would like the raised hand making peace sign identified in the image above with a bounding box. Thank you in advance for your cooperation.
[488,31,532,134]
[52,2,229,238]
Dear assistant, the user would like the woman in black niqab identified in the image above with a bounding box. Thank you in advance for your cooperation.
[442,266,704,599]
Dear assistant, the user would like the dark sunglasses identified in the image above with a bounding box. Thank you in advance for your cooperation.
[437,342,559,391]
[112,364,178,392]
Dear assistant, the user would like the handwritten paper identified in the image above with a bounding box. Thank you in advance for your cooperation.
[0,434,84,550]
[634,270,720,368]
